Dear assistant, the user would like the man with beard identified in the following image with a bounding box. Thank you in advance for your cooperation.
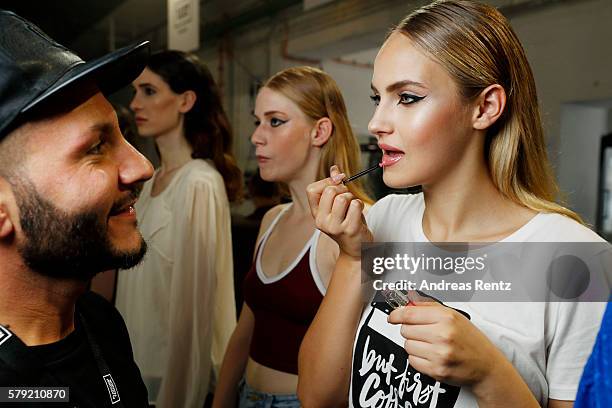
[0,10,154,407]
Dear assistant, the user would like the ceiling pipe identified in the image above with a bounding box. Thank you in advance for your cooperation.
[281,22,323,66]
[108,16,116,52]
[201,0,301,43]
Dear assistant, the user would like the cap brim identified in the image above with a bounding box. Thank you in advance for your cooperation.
[21,41,150,114]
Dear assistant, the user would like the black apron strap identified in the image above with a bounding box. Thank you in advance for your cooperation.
[79,312,126,408]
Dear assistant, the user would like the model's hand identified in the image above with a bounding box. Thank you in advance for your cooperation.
[306,165,373,259]
[388,301,503,387]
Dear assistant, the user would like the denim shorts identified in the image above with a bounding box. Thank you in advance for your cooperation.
[238,379,301,408]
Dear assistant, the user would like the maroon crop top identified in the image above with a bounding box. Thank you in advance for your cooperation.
[242,234,324,375]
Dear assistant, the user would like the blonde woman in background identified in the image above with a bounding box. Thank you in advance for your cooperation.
[301,1,606,407]
[213,66,372,408]
[115,50,242,408]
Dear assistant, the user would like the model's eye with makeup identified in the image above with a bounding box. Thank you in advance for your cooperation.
[369,94,380,106]
[254,119,261,127]
[398,93,425,105]
[143,86,156,96]
[270,117,287,128]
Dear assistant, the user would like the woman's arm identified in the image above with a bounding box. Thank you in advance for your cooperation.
[298,166,374,407]
[212,204,285,407]
[212,303,255,408]
[298,253,364,407]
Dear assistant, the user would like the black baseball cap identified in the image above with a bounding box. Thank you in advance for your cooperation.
[0,10,150,139]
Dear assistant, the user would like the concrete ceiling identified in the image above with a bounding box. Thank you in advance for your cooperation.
[1,0,304,59]
[104,0,301,47]
[1,0,126,45]
[4,0,575,63]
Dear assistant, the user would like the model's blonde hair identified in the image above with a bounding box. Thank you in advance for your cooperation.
[395,0,582,222]
[264,66,373,204]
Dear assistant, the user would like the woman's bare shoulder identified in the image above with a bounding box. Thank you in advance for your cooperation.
[252,203,291,255]
[259,203,290,231]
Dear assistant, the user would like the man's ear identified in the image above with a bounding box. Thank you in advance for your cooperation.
[178,90,197,114]
[310,117,333,147]
[471,84,506,130]
[0,180,16,239]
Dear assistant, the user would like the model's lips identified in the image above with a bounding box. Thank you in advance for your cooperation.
[256,154,271,163]
[134,117,147,124]
[378,143,405,167]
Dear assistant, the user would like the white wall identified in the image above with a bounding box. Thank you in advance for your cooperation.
[498,0,612,223]
[558,104,610,225]
[322,54,377,139]
[509,0,612,163]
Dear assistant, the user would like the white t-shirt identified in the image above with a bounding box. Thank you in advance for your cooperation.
[349,193,606,408]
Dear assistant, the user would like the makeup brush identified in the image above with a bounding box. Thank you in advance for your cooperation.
[342,163,381,184]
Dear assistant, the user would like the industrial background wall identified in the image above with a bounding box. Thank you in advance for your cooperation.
[4,0,612,223]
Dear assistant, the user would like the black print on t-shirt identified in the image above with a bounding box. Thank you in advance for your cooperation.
[351,300,468,408]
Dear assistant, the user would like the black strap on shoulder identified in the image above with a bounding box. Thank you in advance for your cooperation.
[79,312,126,408]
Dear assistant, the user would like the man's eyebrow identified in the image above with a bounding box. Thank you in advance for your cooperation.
[371,79,428,93]
[136,82,156,89]
[90,122,115,136]
[71,122,115,152]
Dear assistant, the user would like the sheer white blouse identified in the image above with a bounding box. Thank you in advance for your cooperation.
[116,159,236,407]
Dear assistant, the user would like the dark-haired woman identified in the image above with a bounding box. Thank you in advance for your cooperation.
[115,50,242,408]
